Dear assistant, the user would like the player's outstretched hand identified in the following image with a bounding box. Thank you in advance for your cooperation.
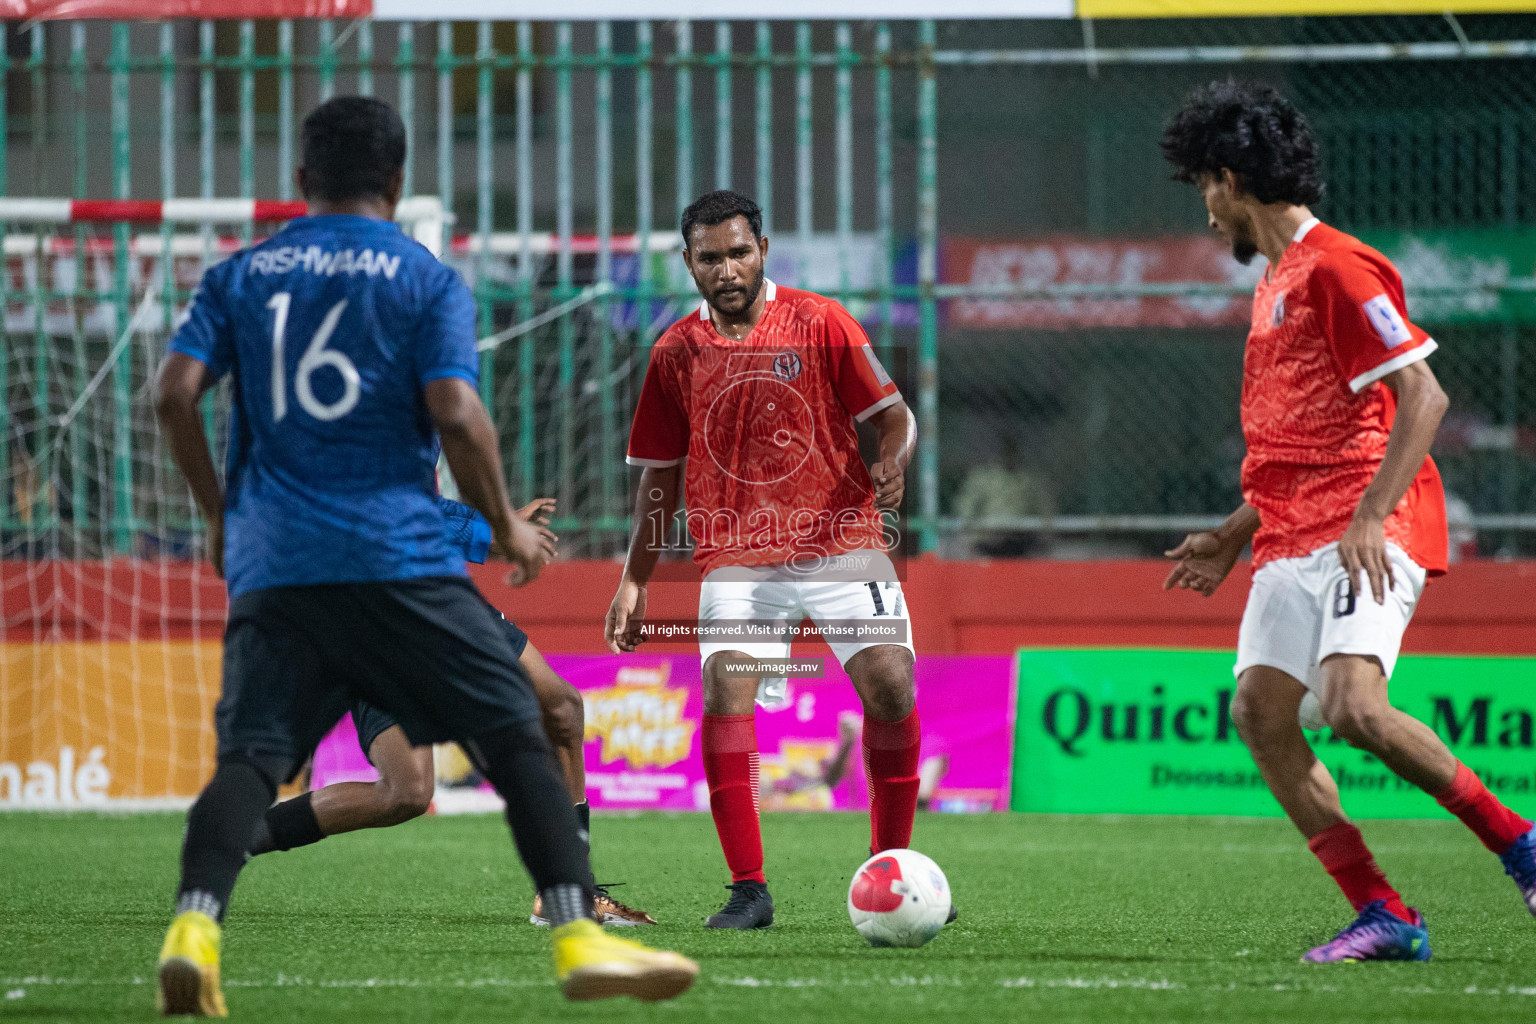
[518,497,556,526]
[500,516,557,587]
[1163,530,1238,597]
[489,502,557,561]
[605,578,648,654]
[870,460,905,510]
[1337,511,1393,605]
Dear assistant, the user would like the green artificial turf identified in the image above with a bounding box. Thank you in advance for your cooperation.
[2,811,1534,1023]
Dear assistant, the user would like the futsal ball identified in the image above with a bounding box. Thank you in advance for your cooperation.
[847,849,951,948]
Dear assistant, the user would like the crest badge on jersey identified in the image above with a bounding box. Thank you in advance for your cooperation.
[1363,293,1412,348]
[772,350,803,382]
[1270,292,1286,327]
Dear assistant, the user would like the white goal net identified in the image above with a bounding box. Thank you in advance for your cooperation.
[0,197,444,807]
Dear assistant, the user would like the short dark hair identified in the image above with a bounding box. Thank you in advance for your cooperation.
[681,190,762,249]
[300,96,407,204]
[1161,80,1324,206]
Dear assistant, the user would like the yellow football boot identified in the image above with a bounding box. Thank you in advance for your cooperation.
[156,911,228,1017]
[552,918,698,1002]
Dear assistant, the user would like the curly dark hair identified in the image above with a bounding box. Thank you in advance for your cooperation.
[1161,80,1324,206]
[681,189,763,249]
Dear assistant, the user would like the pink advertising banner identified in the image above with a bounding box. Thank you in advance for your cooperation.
[311,654,1016,814]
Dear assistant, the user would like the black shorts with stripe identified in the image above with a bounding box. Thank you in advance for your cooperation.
[216,576,536,780]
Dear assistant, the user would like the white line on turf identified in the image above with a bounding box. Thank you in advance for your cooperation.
[5,975,1536,997]
[1000,978,1184,990]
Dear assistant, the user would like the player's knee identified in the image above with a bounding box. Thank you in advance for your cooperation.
[701,653,733,690]
[541,682,585,749]
[1229,686,1259,737]
[849,646,915,715]
[1323,699,1390,750]
[379,770,434,822]
[1229,683,1288,750]
[856,657,916,721]
[701,655,758,715]
[862,685,915,722]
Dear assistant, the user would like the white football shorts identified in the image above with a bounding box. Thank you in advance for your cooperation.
[1234,540,1427,696]
[698,549,915,708]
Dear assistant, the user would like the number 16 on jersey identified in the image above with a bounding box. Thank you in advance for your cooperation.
[267,292,360,423]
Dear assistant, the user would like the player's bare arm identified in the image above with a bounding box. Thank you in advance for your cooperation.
[867,400,916,510]
[154,351,226,577]
[1337,359,1448,605]
[1164,503,1261,597]
[607,463,681,653]
[425,376,555,585]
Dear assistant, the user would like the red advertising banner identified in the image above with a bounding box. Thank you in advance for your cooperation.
[942,235,1259,330]
[11,0,369,17]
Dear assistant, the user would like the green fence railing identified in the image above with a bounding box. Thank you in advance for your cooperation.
[3,15,1536,562]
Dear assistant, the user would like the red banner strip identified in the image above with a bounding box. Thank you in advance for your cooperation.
[4,199,310,225]
[252,200,311,222]
[69,200,169,224]
[13,0,371,19]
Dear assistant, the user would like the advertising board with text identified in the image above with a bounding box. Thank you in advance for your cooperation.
[1013,648,1536,817]
[313,653,1016,813]
[943,230,1536,331]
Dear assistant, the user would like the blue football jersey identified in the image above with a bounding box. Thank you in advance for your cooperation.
[170,214,479,597]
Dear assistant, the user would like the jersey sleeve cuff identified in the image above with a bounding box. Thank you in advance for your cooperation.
[167,339,216,366]
[465,516,493,565]
[853,391,903,423]
[625,454,686,468]
[420,367,480,386]
[1348,339,1437,394]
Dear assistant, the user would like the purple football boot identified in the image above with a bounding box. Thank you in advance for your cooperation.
[1499,825,1536,917]
[1302,900,1431,963]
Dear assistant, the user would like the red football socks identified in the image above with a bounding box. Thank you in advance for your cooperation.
[702,714,766,884]
[1435,761,1533,855]
[863,710,922,855]
[1308,822,1413,924]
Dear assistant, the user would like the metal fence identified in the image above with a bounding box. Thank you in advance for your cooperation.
[3,14,1535,562]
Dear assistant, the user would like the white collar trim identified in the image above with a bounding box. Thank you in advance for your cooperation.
[699,278,777,320]
[1293,217,1321,243]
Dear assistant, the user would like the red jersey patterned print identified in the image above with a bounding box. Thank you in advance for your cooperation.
[626,281,901,573]
[1242,219,1447,574]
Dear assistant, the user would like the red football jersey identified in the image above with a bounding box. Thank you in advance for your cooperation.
[626,281,901,573]
[1242,219,1448,574]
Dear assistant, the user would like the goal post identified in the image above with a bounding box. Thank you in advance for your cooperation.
[0,196,445,809]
